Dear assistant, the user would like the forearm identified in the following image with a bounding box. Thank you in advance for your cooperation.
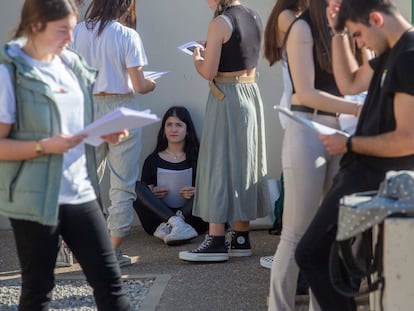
[0,139,44,161]
[332,34,361,94]
[351,131,414,157]
[295,89,361,115]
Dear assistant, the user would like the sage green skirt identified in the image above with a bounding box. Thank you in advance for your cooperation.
[193,81,268,224]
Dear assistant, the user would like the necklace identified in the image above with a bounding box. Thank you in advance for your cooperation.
[165,149,184,160]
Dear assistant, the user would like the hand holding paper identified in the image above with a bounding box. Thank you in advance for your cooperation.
[178,41,205,56]
[274,106,350,137]
[78,107,159,146]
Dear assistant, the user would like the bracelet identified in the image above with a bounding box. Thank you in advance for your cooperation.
[333,30,348,37]
[346,136,353,153]
[35,141,44,156]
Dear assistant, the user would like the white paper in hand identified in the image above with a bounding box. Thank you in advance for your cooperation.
[157,168,193,208]
[79,107,159,146]
[178,41,205,55]
[274,106,350,137]
[144,71,170,80]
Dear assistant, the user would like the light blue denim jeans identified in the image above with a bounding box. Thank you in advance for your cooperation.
[93,94,142,238]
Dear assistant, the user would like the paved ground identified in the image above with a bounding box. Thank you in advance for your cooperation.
[0,225,370,310]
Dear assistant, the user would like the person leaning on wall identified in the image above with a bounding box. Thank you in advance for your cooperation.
[133,106,208,246]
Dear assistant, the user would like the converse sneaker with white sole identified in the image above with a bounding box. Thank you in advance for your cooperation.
[179,234,229,262]
[164,216,198,245]
[260,255,273,269]
[228,231,252,257]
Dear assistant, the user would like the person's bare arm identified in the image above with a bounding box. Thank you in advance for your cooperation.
[193,17,230,80]
[128,66,156,94]
[320,92,414,156]
[327,1,373,95]
[287,20,360,115]
[0,122,86,161]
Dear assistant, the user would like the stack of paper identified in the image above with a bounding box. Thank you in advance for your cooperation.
[78,107,160,146]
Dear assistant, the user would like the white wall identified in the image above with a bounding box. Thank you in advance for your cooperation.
[0,0,411,229]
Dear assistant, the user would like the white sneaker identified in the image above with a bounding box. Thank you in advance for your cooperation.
[115,249,132,267]
[153,222,172,240]
[164,216,198,245]
[260,255,273,269]
[56,244,74,267]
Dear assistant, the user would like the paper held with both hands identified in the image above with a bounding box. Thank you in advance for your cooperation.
[143,71,170,80]
[157,168,193,208]
[178,41,205,55]
[274,106,350,137]
[77,107,160,146]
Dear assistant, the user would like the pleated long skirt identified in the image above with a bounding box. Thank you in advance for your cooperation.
[193,81,268,224]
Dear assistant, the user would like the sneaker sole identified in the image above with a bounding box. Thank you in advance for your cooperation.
[179,251,229,262]
[260,261,272,269]
[229,249,252,257]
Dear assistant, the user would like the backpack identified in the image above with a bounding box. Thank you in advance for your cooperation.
[329,170,414,310]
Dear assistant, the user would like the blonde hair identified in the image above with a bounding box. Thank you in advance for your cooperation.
[214,0,238,17]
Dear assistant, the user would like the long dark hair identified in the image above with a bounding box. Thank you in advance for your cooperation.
[155,107,200,166]
[14,0,78,38]
[264,0,307,66]
[309,0,334,73]
[84,0,132,36]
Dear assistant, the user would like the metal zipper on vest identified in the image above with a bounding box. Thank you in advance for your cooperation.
[9,161,24,202]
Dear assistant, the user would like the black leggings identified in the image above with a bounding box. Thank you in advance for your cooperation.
[133,181,208,235]
[10,200,131,311]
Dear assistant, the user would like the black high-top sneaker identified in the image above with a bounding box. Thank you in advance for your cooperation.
[179,234,229,262]
[228,231,252,257]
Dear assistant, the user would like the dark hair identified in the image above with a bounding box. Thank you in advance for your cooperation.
[309,0,334,73]
[264,0,307,66]
[155,106,200,166]
[336,0,397,32]
[14,0,78,38]
[84,0,132,36]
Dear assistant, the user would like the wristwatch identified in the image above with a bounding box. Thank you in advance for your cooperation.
[35,141,44,156]
[346,136,353,153]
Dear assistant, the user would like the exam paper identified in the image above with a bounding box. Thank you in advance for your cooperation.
[178,41,205,55]
[78,107,159,146]
[157,167,193,208]
[144,71,170,80]
[274,106,350,137]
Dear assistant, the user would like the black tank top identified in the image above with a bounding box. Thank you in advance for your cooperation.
[218,5,263,72]
[289,10,340,96]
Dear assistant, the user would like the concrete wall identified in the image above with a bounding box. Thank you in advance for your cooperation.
[0,0,411,229]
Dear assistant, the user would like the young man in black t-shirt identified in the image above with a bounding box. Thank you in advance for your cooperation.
[295,1,414,310]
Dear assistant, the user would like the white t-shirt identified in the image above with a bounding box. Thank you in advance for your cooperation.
[278,53,293,129]
[72,20,148,94]
[0,42,96,205]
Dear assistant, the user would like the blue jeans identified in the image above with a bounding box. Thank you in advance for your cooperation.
[10,200,131,311]
[94,94,142,238]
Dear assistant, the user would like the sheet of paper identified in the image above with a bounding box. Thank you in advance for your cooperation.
[78,107,160,146]
[157,167,193,208]
[274,106,350,137]
[144,71,170,80]
[178,41,205,55]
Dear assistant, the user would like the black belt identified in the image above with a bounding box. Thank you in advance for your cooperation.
[291,105,337,117]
